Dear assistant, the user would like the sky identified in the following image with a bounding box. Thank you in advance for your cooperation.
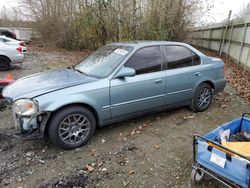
[205,0,250,23]
[0,0,250,23]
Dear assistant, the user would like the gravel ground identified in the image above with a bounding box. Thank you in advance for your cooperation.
[0,45,249,188]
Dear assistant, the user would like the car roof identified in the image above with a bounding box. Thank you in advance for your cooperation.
[110,41,205,56]
[111,40,189,47]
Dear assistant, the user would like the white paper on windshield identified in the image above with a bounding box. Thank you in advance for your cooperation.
[210,153,226,168]
[114,49,128,55]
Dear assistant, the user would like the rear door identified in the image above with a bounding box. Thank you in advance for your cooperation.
[163,45,203,104]
[110,46,166,119]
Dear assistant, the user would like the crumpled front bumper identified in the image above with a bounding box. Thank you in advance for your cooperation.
[12,112,51,140]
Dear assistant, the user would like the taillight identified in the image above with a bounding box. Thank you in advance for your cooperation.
[16,47,22,53]
[19,42,25,46]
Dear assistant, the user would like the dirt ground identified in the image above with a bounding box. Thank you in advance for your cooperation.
[0,45,249,188]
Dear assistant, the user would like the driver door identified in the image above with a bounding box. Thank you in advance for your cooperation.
[110,46,166,119]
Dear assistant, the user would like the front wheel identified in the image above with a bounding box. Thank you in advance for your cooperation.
[48,106,96,149]
[189,83,213,112]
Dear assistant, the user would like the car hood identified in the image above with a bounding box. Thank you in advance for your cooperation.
[3,68,98,102]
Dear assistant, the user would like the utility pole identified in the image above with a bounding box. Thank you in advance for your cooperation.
[219,10,232,56]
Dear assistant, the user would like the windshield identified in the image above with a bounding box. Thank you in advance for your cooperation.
[75,45,133,78]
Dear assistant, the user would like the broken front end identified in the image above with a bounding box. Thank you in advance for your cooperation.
[10,99,50,139]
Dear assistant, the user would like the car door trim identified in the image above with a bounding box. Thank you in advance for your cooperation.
[167,88,193,95]
[102,105,111,109]
[111,94,166,108]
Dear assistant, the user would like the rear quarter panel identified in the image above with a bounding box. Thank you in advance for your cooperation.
[195,56,226,92]
[0,43,24,63]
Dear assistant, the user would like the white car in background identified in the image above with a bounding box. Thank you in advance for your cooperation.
[0,36,27,54]
[0,41,25,71]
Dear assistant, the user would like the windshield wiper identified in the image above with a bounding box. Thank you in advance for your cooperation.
[71,66,100,78]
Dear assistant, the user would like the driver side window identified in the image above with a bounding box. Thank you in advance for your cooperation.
[124,46,162,75]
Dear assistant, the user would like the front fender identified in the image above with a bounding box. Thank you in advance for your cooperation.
[37,93,99,112]
[34,84,110,123]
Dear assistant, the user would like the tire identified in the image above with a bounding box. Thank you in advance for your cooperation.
[191,168,204,183]
[48,106,96,150]
[189,83,213,112]
[0,56,11,71]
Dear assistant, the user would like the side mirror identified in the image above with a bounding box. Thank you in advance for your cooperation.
[115,67,136,78]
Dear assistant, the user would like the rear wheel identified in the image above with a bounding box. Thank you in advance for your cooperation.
[48,106,96,149]
[189,83,213,112]
[0,56,11,71]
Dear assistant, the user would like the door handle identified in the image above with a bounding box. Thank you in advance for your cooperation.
[154,79,162,83]
[195,72,201,76]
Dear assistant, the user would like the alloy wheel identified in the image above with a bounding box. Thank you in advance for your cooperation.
[197,88,212,109]
[58,114,90,145]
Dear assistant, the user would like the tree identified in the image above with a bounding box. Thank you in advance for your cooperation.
[238,2,250,18]
[20,0,210,50]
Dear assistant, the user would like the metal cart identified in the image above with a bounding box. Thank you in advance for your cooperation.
[192,113,250,188]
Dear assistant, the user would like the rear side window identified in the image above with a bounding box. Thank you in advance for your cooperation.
[164,46,200,70]
[192,52,201,65]
[125,46,162,75]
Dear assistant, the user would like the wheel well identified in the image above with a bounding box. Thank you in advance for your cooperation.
[44,103,100,135]
[0,55,11,63]
[202,81,214,89]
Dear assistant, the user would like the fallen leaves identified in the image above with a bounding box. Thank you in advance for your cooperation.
[97,160,104,167]
[130,122,149,136]
[122,179,130,187]
[221,104,226,108]
[101,168,107,172]
[225,61,250,103]
[128,170,135,175]
[183,114,196,120]
[135,130,141,134]
[130,129,141,136]
[130,130,136,136]
[153,144,160,149]
[38,159,45,164]
[137,125,143,130]
[203,50,250,103]
[85,164,94,173]
[26,151,35,157]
